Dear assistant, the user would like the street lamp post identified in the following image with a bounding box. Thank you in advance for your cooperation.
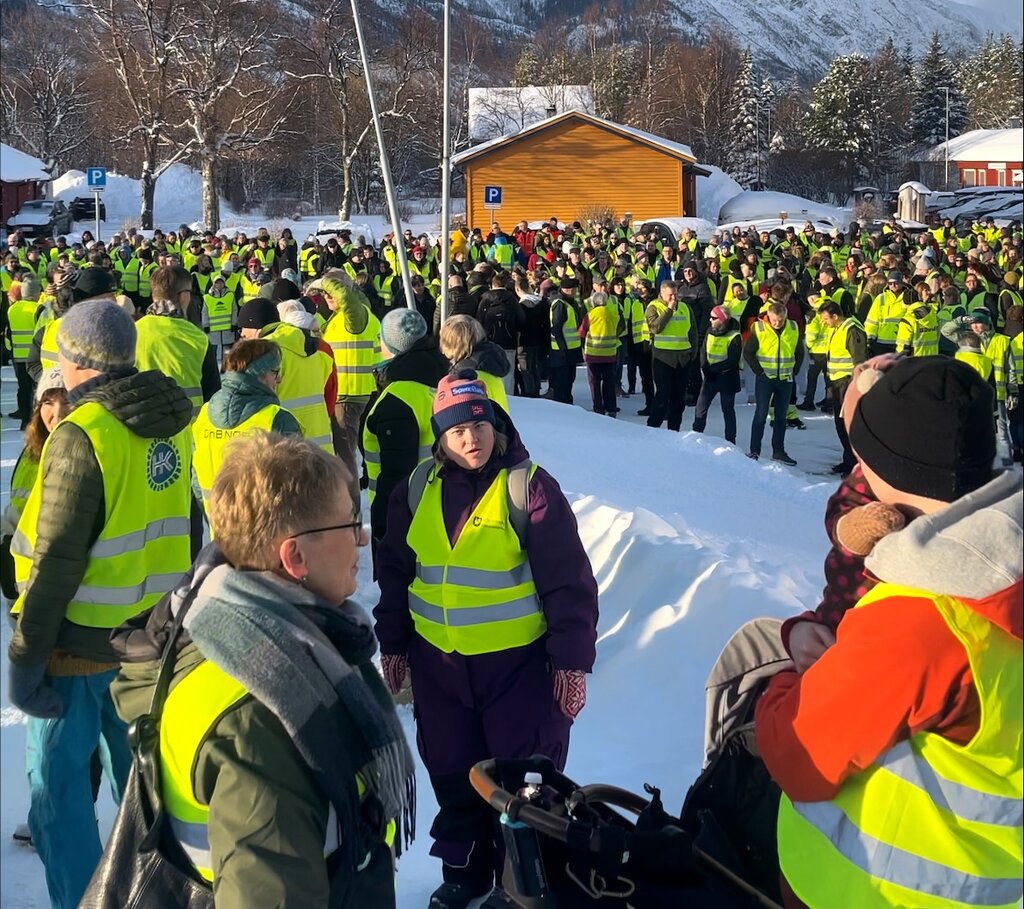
[941,86,951,189]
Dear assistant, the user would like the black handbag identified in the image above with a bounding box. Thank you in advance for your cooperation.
[80,599,214,909]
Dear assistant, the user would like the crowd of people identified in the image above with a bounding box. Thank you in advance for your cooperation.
[0,207,1021,909]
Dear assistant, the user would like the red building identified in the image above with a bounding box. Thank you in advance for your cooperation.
[1,143,50,227]
[928,128,1023,189]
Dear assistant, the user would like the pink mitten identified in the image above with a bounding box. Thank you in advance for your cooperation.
[553,669,587,719]
[380,653,407,696]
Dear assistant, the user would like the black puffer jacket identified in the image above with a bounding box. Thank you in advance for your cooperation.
[9,370,191,666]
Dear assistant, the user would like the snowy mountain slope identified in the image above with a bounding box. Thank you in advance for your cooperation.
[0,367,833,908]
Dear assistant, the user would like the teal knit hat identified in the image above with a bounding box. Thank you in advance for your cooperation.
[56,299,136,372]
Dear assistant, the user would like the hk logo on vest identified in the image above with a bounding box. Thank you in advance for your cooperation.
[147,440,182,491]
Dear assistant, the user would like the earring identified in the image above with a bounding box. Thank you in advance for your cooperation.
[300,574,309,587]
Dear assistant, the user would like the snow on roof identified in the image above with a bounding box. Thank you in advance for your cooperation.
[925,128,1024,163]
[1,144,49,183]
[899,181,932,194]
[453,110,697,167]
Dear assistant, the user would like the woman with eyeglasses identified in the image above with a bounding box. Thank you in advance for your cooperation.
[110,433,414,908]
[191,338,301,516]
[374,371,599,909]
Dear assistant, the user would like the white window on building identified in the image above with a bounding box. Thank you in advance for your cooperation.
[962,169,976,187]
[997,169,1006,186]
[1013,170,1023,186]
[977,169,987,186]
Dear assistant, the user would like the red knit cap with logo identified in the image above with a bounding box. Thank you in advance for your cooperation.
[431,369,496,438]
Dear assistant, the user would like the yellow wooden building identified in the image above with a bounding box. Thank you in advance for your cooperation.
[452,110,709,229]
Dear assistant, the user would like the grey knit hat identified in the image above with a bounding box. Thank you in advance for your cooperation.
[56,299,136,372]
[35,366,66,404]
[380,308,427,356]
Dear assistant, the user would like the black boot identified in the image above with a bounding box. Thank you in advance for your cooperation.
[428,882,491,909]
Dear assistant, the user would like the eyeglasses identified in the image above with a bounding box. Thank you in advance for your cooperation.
[290,516,363,542]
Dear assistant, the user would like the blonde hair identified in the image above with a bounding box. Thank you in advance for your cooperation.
[439,314,485,362]
[209,433,353,569]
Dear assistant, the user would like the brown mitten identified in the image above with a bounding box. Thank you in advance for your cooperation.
[836,502,906,557]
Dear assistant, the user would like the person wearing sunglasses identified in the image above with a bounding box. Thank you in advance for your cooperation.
[864,270,911,357]
[111,433,415,908]
[191,338,301,520]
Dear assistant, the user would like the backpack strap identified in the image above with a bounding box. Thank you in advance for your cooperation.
[506,459,533,548]
[407,459,435,516]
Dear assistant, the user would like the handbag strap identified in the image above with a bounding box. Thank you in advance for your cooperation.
[146,578,199,719]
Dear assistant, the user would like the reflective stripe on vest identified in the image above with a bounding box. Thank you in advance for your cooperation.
[583,305,621,358]
[649,300,691,351]
[362,381,435,504]
[406,464,546,655]
[202,293,234,333]
[40,318,61,370]
[323,306,381,398]
[11,402,192,626]
[8,300,37,361]
[896,307,939,358]
[551,302,581,350]
[827,317,862,381]
[7,452,39,528]
[1011,334,1023,385]
[265,324,334,451]
[778,583,1023,909]
[866,290,906,344]
[754,319,798,379]
[134,315,209,419]
[705,330,739,365]
[192,403,282,511]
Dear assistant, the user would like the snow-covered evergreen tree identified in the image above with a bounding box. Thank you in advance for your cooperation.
[910,33,968,148]
[512,46,540,87]
[803,54,872,155]
[724,49,758,189]
[957,35,1024,129]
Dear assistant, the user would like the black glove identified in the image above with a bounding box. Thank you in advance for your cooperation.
[9,661,63,719]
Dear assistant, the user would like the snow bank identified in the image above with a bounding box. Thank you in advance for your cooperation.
[52,165,232,231]
[696,165,742,222]
[718,190,850,232]
[0,371,834,908]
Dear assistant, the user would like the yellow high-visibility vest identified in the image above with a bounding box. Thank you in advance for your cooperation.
[7,299,37,361]
[406,463,545,655]
[827,317,863,381]
[753,319,798,380]
[322,305,381,398]
[705,330,739,365]
[583,304,621,358]
[362,381,434,504]
[134,315,209,420]
[11,403,192,626]
[648,300,692,351]
[39,318,61,371]
[551,301,581,351]
[778,582,1023,909]
[263,323,334,451]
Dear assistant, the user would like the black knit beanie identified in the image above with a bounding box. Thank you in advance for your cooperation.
[236,297,280,330]
[849,357,995,503]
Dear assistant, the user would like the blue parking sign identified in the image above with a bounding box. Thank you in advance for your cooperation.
[483,185,502,207]
[87,167,107,190]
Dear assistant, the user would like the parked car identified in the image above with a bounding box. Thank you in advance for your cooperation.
[5,199,73,239]
[68,195,107,222]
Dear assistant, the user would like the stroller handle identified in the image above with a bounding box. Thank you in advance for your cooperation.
[469,760,652,849]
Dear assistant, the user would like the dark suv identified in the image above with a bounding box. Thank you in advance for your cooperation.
[5,199,74,239]
[69,195,107,222]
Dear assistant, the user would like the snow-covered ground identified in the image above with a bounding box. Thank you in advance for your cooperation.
[0,363,836,907]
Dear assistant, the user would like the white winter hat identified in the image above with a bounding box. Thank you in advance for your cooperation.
[35,366,66,404]
[277,299,317,331]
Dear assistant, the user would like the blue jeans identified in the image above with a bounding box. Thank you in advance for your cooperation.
[750,374,790,456]
[26,669,131,909]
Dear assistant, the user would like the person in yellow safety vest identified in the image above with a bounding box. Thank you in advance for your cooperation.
[373,371,599,908]
[252,235,275,271]
[6,277,42,426]
[1,368,68,605]
[645,279,696,432]
[110,433,413,907]
[191,339,301,515]
[320,272,382,497]
[818,301,867,475]
[299,236,322,283]
[623,278,655,413]
[182,237,203,272]
[9,299,193,909]
[372,261,398,317]
[797,296,833,413]
[134,266,221,423]
[691,305,742,444]
[238,297,334,452]
[757,355,1023,909]
[362,307,448,556]
[896,283,940,358]
[955,332,994,382]
[743,301,803,465]
[548,278,583,405]
[217,259,242,298]
[24,247,48,284]
[202,275,237,357]
[579,290,622,417]
[239,258,264,298]
[864,269,910,356]
[1010,330,1023,462]
[997,272,1023,328]
[190,255,215,297]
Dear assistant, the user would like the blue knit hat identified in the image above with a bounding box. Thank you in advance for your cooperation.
[380,307,427,356]
[57,299,136,372]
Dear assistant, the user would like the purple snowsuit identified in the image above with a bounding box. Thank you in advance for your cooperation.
[373,429,599,892]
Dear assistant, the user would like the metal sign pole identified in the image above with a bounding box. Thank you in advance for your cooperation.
[348,0,415,308]
[439,0,452,325]
[94,190,102,242]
